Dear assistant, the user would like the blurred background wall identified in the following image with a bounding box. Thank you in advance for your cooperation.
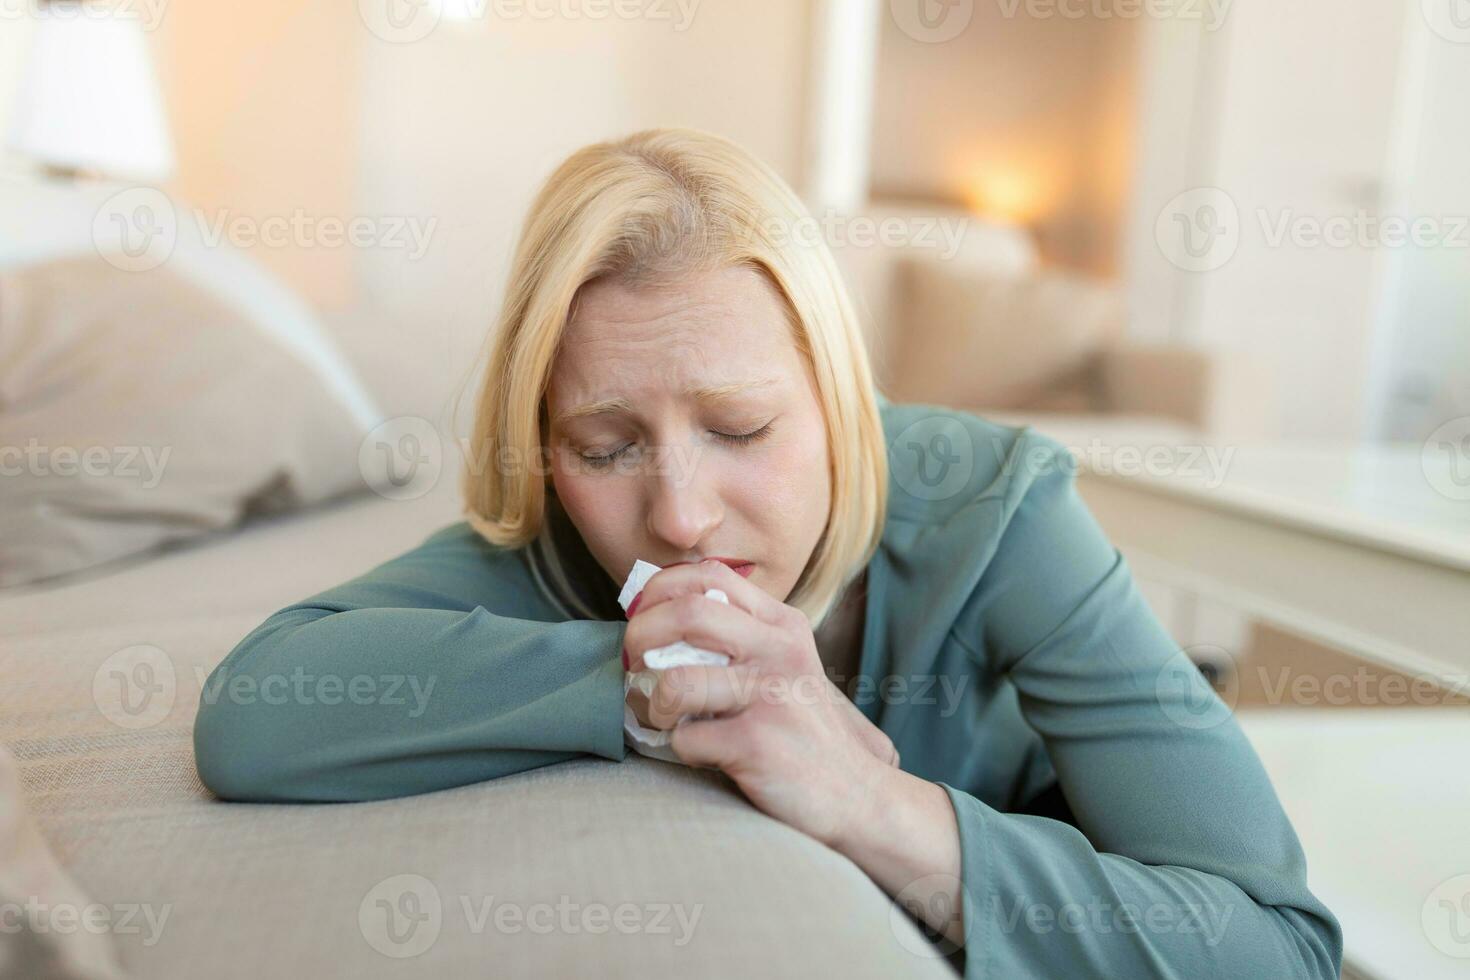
[2,0,1464,443]
[870,3,1138,276]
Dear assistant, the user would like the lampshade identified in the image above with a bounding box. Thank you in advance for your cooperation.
[6,4,175,181]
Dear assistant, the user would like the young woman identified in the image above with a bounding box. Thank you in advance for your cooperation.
[195,128,1341,977]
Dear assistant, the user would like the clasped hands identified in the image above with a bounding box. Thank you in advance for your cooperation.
[622,559,899,849]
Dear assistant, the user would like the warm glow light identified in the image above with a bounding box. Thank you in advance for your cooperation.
[960,170,1049,226]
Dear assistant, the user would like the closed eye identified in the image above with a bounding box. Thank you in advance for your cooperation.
[710,421,774,446]
[579,444,632,467]
[577,422,775,469]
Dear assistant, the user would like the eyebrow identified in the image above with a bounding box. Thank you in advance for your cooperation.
[553,377,781,425]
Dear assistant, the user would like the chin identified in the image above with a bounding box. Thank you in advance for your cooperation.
[756,570,793,602]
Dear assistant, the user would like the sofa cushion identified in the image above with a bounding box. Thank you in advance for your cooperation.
[886,259,1124,412]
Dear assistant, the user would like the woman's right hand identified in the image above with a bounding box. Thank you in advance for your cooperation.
[827,676,900,767]
[624,671,899,768]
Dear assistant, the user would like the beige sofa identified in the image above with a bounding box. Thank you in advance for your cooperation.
[0,479,958,979]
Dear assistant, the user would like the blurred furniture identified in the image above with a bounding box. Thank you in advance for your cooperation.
[6,1,174,180]
[1079,444,1470,686]
[0,478,956,980]
[0,179,390,586]
[838,203,1270,448]
[0,255,379,586]
[1240,710,1470,980]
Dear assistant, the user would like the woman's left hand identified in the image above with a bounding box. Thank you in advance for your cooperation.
[622,559,892,849]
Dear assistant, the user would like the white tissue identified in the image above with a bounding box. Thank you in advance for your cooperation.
[619,559,731,764]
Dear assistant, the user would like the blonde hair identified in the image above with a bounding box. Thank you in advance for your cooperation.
[459,127,888,627]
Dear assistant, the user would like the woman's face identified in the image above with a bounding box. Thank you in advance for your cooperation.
[546,264,832,602]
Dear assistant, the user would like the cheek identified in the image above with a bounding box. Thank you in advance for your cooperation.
[732,422,832,530]
[550,467,635,571]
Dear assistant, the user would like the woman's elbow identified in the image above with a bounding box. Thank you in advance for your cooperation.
[192,618,327,801]
[192,655,311,801]
[193,690,281,801]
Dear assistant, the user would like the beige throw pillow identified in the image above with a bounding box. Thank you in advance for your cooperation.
[0,256,373,587]
[886,258,1124,412]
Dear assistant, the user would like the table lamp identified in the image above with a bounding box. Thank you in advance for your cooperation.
[5,0,175,181]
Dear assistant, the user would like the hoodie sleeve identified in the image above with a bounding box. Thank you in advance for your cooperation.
[942,433,1343,979]
[193,523,628,802]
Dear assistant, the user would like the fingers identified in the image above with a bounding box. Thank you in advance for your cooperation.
[645,668,898,768]
[643,664,760,730]
[631,559,797,629]
[668,713,745,771]
[625,684,654,728]
[624,592,791,674]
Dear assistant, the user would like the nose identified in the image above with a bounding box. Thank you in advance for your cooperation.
[644,452,723,554]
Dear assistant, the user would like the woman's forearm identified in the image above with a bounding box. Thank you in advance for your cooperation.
[196,605,628,801]
[831,763,966,947]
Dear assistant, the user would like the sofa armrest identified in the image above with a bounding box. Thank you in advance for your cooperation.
[1098,344,1276,438]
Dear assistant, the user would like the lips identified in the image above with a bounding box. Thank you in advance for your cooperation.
[662,557,755,577]
[707,557,756,578]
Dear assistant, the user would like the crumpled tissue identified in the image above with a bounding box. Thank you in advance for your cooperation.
[619,559,731,764]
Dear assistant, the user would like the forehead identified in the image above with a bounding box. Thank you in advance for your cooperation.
[550,265,802,399]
